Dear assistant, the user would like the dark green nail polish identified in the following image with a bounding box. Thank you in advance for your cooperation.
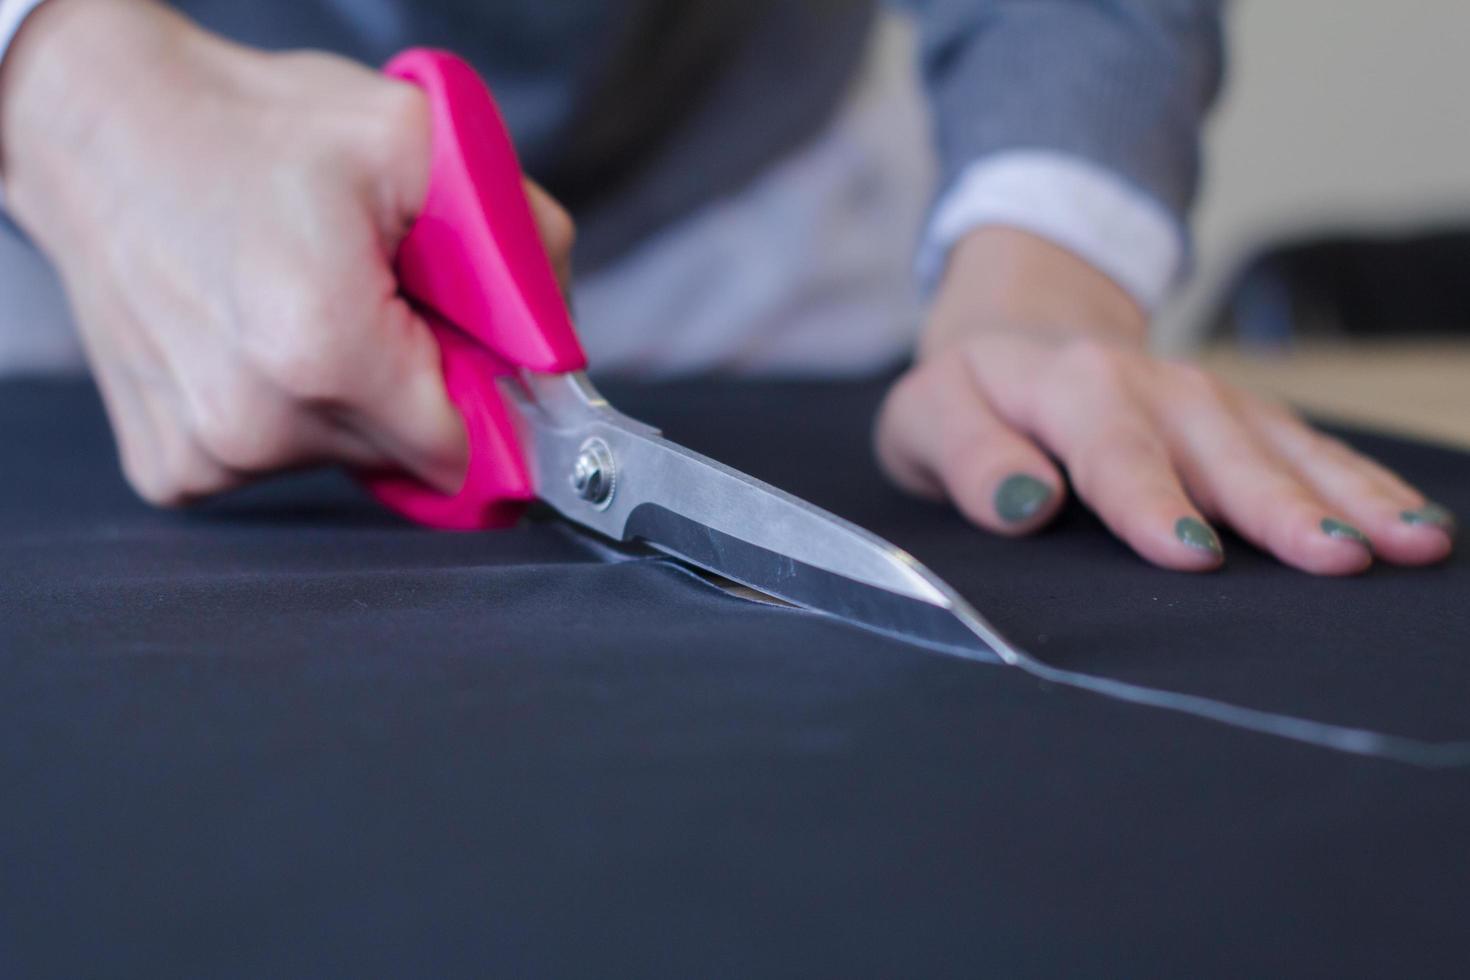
[1175,517,1222,556]
[994,474,1052,524]
[1401,503,1456,534]
[1321,517,1369,545]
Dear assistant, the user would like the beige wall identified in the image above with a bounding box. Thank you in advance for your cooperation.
[1161,0,1470,349]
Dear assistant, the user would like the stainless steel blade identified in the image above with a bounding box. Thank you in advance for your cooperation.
[491,373,1470,766]
[500,371,1013,664]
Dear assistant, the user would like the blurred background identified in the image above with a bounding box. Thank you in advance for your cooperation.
[2,0,1466,449]
[1170,0,1470,449]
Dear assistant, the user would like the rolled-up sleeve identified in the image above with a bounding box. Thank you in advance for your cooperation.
[892,0,1224,305]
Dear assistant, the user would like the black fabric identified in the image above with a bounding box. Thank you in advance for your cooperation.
[3,377,1469,978]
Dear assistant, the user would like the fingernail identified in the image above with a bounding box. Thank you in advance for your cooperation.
[994,474,1053,524]
[1175,516,1222,556]
[1401,502,1457,534]
[1321,517,1369,546]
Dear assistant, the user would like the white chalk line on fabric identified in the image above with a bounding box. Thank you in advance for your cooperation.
[557,522,1470,769]
[866,617,1470,770]
[1007,647,1470,768]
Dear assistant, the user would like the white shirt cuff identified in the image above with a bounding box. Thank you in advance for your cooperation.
[0,0,50,209]
[916,150,1185,314]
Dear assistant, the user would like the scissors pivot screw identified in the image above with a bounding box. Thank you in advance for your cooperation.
[570,437,617,509]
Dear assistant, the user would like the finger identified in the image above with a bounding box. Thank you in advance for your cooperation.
[177,367,388,477]
[1247,403,1454,566]
[877,358,1066,535]
[524,178,575,295]
[89,357,170,502]
[73,306,236,506]
[962,339,1224,571]
[341,297,468,493]
[238,272,464,491]
[1037,385,1224,572]
[116,269,395,483]
[113,363,241,506]
[1162,387,1372,576]
[124,351,246,505]
[304,409,395,470]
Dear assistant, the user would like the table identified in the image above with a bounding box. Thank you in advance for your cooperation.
[3,377,1468,978]
[1201,339,1470,451]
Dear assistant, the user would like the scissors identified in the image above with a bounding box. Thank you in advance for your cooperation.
[363,49,1010,664]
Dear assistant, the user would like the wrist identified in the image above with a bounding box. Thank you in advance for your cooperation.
[920,226,1149,357]
[1,0,111,190]
[0,0,232,242]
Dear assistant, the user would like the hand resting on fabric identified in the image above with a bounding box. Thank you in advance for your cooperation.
[0,0,574,505]
[877,227,1457,574]
[0,2,1454,575]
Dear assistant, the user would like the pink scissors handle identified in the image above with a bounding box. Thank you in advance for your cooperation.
[361,48,588,529]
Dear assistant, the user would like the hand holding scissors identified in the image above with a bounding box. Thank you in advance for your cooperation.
[366,49,1008,661]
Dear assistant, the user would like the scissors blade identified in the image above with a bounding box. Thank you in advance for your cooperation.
[501,372,1010,664]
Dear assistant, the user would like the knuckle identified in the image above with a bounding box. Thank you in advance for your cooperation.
[1213,440,1263,475]
[121,456,177,508]
[193,415,264,473]
[375,88,431,167]
[187,378,292,472]
[1280,423,1354,468]
[379,81,429,139]
[113,434,178,508]
[1167,362,1234,413]
[248,310,352,403]
[204,420,290,475]
[123,453,201,509]
[170,463,232,505]
[1172,361,1218,396]
[1053,335,1135,386]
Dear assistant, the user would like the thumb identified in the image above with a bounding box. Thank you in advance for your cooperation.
[362,182,573,491]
